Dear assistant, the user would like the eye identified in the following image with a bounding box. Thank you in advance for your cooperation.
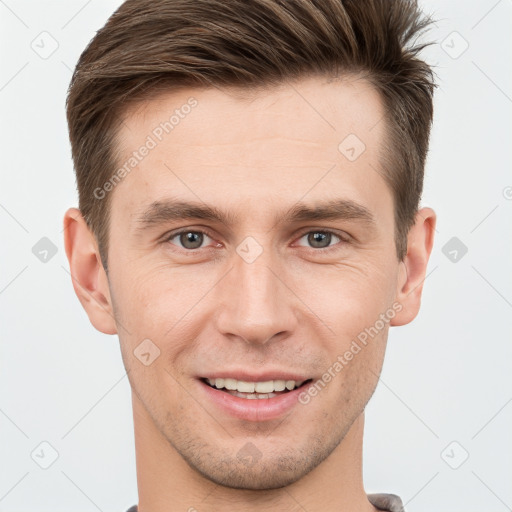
[163,228,349,253]
[165,230,216,250]
[295,230,346,250]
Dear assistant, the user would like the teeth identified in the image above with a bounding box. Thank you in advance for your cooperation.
[237,381,255,393]
[224,378,238,390]
[273,380,286,391]
[206,378,305,393]
[226,390,278,399]
[254,381,274,393]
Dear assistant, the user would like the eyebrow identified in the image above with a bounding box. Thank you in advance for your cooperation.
[133,197,376,233]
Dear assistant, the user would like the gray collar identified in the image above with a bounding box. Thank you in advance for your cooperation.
[367,493,405,512]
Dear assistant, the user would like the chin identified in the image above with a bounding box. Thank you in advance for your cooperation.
[181,437,336,491]
[196,460,308,490]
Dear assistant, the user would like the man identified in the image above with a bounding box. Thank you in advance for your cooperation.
[63,0,437,510]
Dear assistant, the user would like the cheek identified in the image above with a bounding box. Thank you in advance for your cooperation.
[112,267,213,378]
[111,245,398,361]
[110,261,194,333]
[294,259,397,336]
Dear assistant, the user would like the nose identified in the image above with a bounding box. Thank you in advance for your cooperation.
[214,246,298,346]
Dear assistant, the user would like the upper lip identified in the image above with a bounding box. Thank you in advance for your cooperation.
[199,370,311,382]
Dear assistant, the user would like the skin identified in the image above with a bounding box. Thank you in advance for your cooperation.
[63,75,436,512]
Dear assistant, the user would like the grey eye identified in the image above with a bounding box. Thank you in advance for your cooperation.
[169,231,212,250]
[297,231,341,249]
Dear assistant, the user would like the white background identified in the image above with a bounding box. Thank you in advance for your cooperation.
[0,1,511,511]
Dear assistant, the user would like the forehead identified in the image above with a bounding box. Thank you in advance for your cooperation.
[110,75,391,228]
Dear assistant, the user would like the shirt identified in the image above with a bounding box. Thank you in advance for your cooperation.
[126,492,404,511]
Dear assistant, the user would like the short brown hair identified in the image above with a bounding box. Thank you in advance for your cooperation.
[66,0,436,272]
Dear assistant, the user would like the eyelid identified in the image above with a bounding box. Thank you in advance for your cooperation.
[294,227,351,241]
[162,226,351,253]
[292,228,351,251]
[163,227,219,249]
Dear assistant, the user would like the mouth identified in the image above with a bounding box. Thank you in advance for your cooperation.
[200,377,313,400]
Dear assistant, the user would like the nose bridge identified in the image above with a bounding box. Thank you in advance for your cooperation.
[215,242,296,345]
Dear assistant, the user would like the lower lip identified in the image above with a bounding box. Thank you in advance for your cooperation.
[198,379,309,422]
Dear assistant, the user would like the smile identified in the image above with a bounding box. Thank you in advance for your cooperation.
[202,377,310,399]
[198,375,314,421]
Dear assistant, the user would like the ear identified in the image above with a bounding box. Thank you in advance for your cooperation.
[62,207,117,335]
[390,207,436,326]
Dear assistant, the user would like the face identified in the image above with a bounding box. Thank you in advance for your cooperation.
[104,76,403,489]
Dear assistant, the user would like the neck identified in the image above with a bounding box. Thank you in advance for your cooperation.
[132,392,377,512]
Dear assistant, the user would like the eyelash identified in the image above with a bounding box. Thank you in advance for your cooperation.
[162,228,351,253]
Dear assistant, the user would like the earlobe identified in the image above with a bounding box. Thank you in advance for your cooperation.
[390,207,436,327]
[63,207,118,335]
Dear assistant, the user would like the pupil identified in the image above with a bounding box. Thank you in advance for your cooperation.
[309,232,330,248]
[181,232,203,249]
